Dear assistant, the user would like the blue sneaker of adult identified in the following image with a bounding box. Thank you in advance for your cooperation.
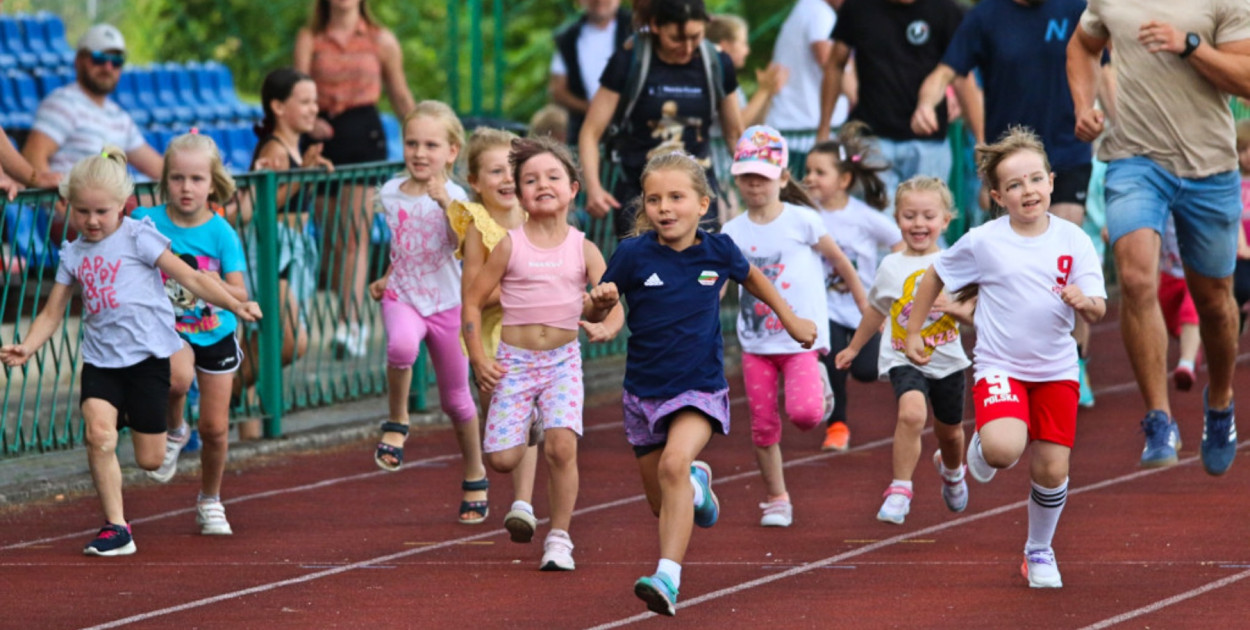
[691,460,719,528]
[1078,358,1095,408]
[634,572,679,616]
[1200,388,1237,476]
[1140,410,1180,468]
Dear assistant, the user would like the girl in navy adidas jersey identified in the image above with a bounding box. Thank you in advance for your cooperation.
[597,150,817,616]
[905,127,1106,589]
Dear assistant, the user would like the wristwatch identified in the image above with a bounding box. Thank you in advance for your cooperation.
[1179,32,1201,59]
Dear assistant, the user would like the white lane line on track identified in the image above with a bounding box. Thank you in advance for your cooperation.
[1077,568,1250,630]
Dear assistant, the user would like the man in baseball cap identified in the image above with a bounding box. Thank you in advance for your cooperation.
[23,23,162,182]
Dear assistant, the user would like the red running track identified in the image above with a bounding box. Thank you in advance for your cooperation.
[2,313,1249,629]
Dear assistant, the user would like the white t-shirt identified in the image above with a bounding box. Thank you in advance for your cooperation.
[935,215,1107,383]
[871,251,970,380]
[377,176,469,316]
[722,203,831,354]
[55,217,184,368]
[1160,214,1184,279]
[821,196,902,328]
[766,0,849,140]
[549,17,619,102]
[32,83,147,175]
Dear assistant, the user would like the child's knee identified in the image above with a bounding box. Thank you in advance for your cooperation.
[656,452,692,486]
[751,422,781,449]
[442,391,478,424]
[786,400,824,432]
[386,338,420,369]
[135,449,163,471]
[543,430,578,467]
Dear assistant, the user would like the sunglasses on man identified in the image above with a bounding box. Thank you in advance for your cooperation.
[89,50,125,68]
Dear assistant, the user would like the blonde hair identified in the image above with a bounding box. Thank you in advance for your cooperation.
[60,146,133,205]
[466,127,520,179]
[633,151,713,236]
[403,100,466,175]
[161,133,237,205]
[895,176,954,215]
[707,14,747,44]
[1236,119,1250,152]
[976,125,1051,191]
[528,104,569,142]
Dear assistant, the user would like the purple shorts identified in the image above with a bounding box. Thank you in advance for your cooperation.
[622,388,731,455]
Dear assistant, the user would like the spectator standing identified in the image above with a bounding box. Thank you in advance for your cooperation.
[550,0,633,141]
[1068,0,1250,475]
[23,24,163,181]
[912,0,1099,408]
[816,0,972,206]
[295,0,416,358]
[766,0,852,152]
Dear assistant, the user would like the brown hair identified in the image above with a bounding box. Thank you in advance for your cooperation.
[633,151,714,236]
[60,145,132,205]
[634,0,710,34]
[509,135,582,191]
[777,171,820,209]
[976,125,1051,192]
[162,132,237,205]
[528,104,569,142]
[309,0,375,33]
[403,100,466,176]
[808,121,889,210]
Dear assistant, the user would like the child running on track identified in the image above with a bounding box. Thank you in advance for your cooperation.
[600,151,818,615]
[462,136,622,571]
[446,127,542,542]
[721,125,865,528]
[905,128,1106,588]
[1158,216,1203,392]
[132,133,250,536]
[803,122,903,452]
[0,149,260,556]
[834,176,972,525]
[368,101,490,526]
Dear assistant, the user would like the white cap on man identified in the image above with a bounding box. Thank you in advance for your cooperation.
[77,24,126,53]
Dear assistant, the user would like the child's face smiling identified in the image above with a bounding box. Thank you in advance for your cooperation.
[643,168,709,248]
[518,153,577,217]
[895,191,950,255]
[276,80,319,135]
[470,147,516,211]
[802,151,848,205]
[70,187,125,242]
[991,150,1053,229]
[403,115,459,183]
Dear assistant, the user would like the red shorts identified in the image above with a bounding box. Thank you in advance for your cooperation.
[973,373,1079,448]
[1158,273,1198,339]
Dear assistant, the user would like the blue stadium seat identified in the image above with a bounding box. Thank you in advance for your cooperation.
[0,74,32,130]
[203,61,258,121]
[227,123,256,172]
[380,112,402,162]
[183,61,232,122]
[31,67,64,98]
[151,64,195,124]
[9,70,41,117]
[129,67,174,126]
[33,12,74,66]
[17,14,60,69]
[111,70,150,127]
[0,17,37,70]
[164,62,218,124]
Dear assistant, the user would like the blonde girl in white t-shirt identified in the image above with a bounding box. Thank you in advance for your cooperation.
[721,126,866,528]
[834,176,973,525]
[905,127,1107,589]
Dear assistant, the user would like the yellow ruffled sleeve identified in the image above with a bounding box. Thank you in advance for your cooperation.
[447,201,510,259]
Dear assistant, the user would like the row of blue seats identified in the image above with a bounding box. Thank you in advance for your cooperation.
[143,124,259,174]
[0,12,73,71]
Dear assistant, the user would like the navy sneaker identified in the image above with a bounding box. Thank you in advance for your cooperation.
[691,461,719,528]
[634,572,679,616]
[1140,410,1180,468]
[83,523,136,557]
[1200,388,1237,476]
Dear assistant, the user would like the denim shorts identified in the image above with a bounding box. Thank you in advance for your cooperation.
[875,137,952,212]
[1104,156,1241,278]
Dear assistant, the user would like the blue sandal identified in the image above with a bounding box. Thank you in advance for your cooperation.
[459,477,489,524]
[374,422,408,472]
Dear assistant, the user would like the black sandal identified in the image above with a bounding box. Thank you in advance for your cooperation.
[459,477,490,524]
[374,422,409,472]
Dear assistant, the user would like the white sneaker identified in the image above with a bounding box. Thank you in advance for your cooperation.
[876,485,912,524]
[1021,547,1063,588]
[819,365,835,423]
[146,428,189,483]
[966,432,997,483]
[504,509,537,543]
[759,498,793,527]
[932,450,969,512]
[348,324,371,357]
[197,499,233,536]
[540,530,575,571]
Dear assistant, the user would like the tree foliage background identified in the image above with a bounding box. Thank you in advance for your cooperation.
[17,0,800,123]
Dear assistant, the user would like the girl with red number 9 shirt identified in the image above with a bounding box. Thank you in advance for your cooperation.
[904,127,1106,590]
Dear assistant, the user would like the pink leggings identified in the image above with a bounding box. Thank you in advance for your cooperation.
[381,300,476,424]
[742,351,825,447]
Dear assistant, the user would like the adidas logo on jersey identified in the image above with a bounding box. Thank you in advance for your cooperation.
[644,273,665,287]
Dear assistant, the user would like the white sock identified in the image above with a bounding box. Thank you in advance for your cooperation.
[690,474,705,508]
[890,479,914,491]
[510,500,534,515]
[1026,478,1068,550]
[169,423,188,438]
[656,558,682,589]
[197,492,219,504]
[1178,359,1195,371]
[939,458,965,482]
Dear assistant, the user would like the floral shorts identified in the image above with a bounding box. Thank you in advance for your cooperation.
[483,340,583,453]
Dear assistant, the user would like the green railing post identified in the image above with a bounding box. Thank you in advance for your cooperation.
[469,0,484,117]
[253,170,284,438]
[408,343,427,413]
[448,0,461,112]
[493,0,505,117]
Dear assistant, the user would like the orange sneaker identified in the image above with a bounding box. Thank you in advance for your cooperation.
[821,422,850,452]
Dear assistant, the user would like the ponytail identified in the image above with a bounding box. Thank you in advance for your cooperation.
[778,171,818,209]
[60,145,132,204]
[809,121,890,210]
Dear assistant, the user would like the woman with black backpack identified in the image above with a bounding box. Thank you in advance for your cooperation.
[578,0,744,239]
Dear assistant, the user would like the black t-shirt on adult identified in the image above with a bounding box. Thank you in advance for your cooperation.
[832,0,964,141]
[599,46,739,176]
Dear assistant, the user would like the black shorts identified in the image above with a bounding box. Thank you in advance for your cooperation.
[888,365,966,426]
[319,105,388,166]
[1052,163,1093,207]
[190,334,243,374]
[80,356,171,434]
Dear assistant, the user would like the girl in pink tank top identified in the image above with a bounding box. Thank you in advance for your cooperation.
[463,137,623,571]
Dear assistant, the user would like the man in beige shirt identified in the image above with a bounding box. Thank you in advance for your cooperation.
[1068,0,1250,476]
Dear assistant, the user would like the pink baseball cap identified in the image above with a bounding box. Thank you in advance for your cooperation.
[731,125,789,180]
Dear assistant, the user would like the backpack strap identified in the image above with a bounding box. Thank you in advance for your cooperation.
[699,39,726,134]
[607,34,652,146]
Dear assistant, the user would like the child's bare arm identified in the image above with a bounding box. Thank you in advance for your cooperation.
[463,236,511,390]
[157,251,262,321]
[462,225,502,307]
[834,306,887,370]
[0,283,72,366]
[741,265,817,348]
[904,266,946,366]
